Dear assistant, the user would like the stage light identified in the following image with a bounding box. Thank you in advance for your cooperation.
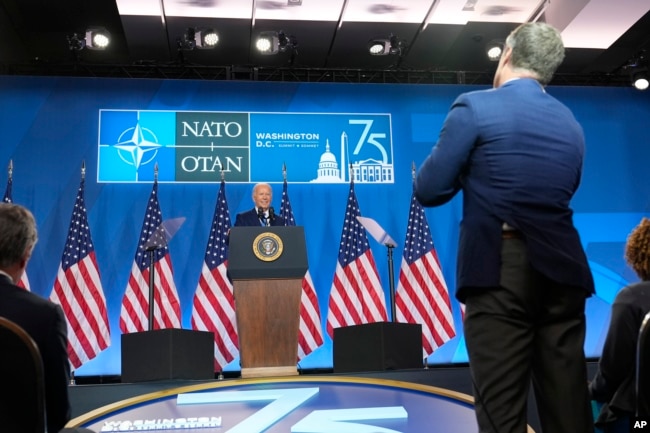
[367,35,403,56]
[368,40,389,55]
[632,70,649,90]
[178,27,219,51]
[68,27,111,51]
[486,40,503,61]
[85,27,111,50]
[256,31,297,55]
[256,33,275,54]
[195,28,219,48]
[622,51,648,91]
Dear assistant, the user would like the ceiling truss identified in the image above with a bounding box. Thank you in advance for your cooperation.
[0,62,632,87]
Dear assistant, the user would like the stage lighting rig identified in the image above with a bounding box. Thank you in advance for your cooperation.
[256,31,297,55]
[367,35,404,56]
[178,27,219,50]
[68,27,111,51]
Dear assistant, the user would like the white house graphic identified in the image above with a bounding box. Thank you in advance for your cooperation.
[311,131,393,183]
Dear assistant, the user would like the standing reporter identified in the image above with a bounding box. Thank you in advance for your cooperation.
[415,23,595,433]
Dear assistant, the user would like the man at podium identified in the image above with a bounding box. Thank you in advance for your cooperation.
[235,183,284,227]
[228,185,306,378]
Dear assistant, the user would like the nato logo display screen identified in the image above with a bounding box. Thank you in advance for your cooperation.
[98,110,394,184]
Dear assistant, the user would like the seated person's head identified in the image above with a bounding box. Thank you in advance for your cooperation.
[0,203,38,282]
[625,217,650,281]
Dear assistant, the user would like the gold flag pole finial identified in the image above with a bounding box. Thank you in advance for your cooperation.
[7,160,13,181]
[81,160,86,180]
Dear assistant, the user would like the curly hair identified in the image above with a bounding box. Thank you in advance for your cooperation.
[625,217,650,281]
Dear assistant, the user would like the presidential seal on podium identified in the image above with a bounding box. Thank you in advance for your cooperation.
[252,232,283,262]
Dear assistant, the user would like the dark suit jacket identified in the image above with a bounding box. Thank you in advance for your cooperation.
[234,208,285,227]
[415,78,594,301]
[0,274,71,433]
[590,281,650,423]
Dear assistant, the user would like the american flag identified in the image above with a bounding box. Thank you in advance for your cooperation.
[395,191,455,357]
[119,180,181,333]
[3,165,30,291]
[326,183,387,338]
[190,179,239,371]
[280,178,324,359]
[50,177,111,368]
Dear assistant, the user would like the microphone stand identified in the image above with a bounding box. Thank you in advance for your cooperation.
[146,245,159,331]
[258,209,268,226]
[142,216,186,331]
[354,215,398,321]
[386,243,396,322]
[268,206,275,226]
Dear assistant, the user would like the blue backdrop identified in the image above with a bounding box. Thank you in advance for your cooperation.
[1,76,649,376]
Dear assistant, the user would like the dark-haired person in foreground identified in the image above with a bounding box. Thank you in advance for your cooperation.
[0,202,72,433]
[415,22,595,432]
[0,203,95,433]
[590,217,650,433]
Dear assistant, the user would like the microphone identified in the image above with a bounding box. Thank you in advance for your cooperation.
[268,207,275,225]
[257,208,267,226]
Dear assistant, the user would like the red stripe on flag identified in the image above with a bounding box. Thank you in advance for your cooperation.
[50,179,111,368]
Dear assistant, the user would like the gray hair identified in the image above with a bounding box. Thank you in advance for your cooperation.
[0,203,38,268]
[505,22,565,85]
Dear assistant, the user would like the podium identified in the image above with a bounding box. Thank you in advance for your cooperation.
[228,226,308,378]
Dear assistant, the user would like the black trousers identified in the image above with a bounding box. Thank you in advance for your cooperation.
[463,237,594,433]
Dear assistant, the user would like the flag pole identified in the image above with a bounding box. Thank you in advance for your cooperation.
[7,159,13,181]
[72,160,86,383]
[219,167,226,380]
[147,163,159,331]
[388,161,397,321]
[412,161,428,368]
[387,242,396,322]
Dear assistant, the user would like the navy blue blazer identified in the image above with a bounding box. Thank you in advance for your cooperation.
[0,274,71,433]
[234,208,285,227]
[415,78,594,301]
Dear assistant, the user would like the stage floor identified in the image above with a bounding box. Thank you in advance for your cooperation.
[75,364,601,432]
[72,375,483,432]
[68,363,600,432]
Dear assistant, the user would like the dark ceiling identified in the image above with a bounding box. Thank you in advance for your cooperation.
[1,0,649,86]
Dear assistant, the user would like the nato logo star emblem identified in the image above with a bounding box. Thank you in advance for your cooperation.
[114,122,161,170]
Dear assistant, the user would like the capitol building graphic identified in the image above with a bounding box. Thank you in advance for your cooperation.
[311,132,394,183]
